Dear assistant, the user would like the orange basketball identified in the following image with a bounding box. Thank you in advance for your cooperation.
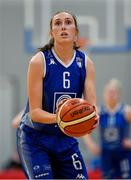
[57,98,97,137]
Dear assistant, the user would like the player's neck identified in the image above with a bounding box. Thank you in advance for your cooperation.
[53,44,75,63]
[106,102,120,112]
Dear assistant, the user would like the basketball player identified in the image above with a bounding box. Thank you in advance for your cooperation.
[83,78,131,179]
[17,11,99,179]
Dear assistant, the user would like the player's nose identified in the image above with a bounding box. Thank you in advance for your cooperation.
[61,22,66,30]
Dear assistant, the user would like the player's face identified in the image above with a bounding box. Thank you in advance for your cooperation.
[51,12,78,45]
[104,86,120,105]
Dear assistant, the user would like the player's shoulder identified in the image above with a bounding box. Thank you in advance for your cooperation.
[77,50,93,66]
[124,104,131,110]
[29,51,44,68]
[124,104,131,119]
[99,105,106,114]
[76,49,91,66]
[76,49,87,58]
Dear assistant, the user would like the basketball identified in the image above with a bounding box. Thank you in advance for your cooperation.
[57,98,97,137]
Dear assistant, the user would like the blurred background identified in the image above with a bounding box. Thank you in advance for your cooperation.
[0,0,131,178]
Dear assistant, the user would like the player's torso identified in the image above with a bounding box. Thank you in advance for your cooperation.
[99,104,129,150]
[22,48,87,135]
[43,48,86,113]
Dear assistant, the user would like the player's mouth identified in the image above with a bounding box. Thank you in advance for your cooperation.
[60,32,68,37]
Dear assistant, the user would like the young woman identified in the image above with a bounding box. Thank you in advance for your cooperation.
[17,11,98,179]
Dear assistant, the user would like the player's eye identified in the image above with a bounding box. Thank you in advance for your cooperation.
[65,20,72,25]
[54,21,61,26]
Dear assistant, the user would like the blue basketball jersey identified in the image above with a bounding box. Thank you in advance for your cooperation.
[99,104,129,150]
[21,48,87,135]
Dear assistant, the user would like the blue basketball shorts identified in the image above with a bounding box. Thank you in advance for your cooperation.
[17,124,88,179]
[101,149,131,179]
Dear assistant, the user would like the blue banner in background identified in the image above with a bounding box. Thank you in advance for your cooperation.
[24,28,131,54]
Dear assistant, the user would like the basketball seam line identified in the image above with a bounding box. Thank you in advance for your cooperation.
[59,111,96,129]
[64,116,95,129]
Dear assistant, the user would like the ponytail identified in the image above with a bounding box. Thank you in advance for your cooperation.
[38,38,54,52]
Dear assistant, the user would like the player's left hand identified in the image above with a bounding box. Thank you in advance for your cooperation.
[93,105,99,125]
[87,106,99,133]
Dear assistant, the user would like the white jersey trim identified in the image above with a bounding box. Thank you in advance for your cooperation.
[40,51,46,78]
[84,53,88,67]
[51,48,76,68]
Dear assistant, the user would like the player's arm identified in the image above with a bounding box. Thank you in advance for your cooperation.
[124,105,131,122]
[83,56,97,107]
[12,110,24,128]
[82,134,101,155]
[27,52,56,124]
[83,56,99,114]
[83,56,99,127]
[122,105,131,149]
[82,56,100,152]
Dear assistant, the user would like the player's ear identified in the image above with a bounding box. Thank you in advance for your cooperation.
[75,33,78,40]
[74,35,78,46]
[50,30,53,38]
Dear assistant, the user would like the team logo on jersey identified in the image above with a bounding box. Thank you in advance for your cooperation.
[56,95,71,107]
[76,174,86,179]
[53,92,76,113]
[76,57,83,68]
[49,58,57,65]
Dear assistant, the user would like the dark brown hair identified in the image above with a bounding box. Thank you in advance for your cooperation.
[38,11,80,52]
